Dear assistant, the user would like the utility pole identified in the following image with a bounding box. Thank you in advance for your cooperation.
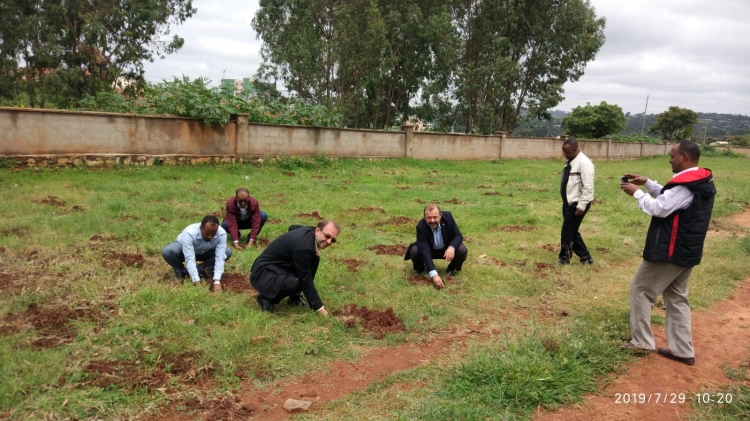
[641,95,649,136]
[703,119,708,144]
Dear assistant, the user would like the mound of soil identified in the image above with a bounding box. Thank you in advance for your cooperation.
[534,262,554,271]
[89,234,118,242]
[295,210,323,219]
[214,273,257,294]
[539,244,558,251]
[255,238,270,247]
[406,275,433,287]
[282,172,296,177]
[1,228,24,237]
[338,259,362,273]
[386,216,416,225]
[84,360,169,391]
[496,225,534,232]
[20,301,116,349]
[337,304,405,339]
[103,250,145,267]
[181,396,256,421]
[346,206,385,214]
[366,244,405,256]
[483,191,501,196]
[35,196,66,207]
[595,247,608,253]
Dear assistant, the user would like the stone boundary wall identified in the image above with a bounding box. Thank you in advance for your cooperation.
[0,107,690,165]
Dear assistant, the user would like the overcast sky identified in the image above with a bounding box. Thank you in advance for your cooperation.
[144,0,750,116]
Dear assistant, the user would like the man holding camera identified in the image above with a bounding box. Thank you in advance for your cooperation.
[559,138,595,265]
[620,141,715,366]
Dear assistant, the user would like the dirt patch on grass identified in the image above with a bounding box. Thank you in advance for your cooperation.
[337,304,405,339]
[295,210,323,219]
[90,234,118,242]
[1,228,25,237]
[35,196,66,207]
[366,244,405,256]
[386,216,416,225]
[178,396,256,421]
[103,250,145,267]
[83,360,170,391]
[424,181,442,186]
[483,191,501,196]
[495,225,535,232]
[311,175,326,179]
[534,262,555,272]
[396,185,410,190]
[346,206,385,214]
[255,238,270,247]
[0,272,17,291]
[406,275,434,287]
[282,172,296,177]
[13,301,117,349]
[540,244,558,251]
[215,273,257,295]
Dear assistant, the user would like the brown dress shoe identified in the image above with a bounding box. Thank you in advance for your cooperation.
[657,348,695,366]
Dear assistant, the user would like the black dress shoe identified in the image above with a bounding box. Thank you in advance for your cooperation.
[580,255,594,265]
[558,257,570,265]
[287,294,308,308]
[657,348,695,366]
[256,295,275,313]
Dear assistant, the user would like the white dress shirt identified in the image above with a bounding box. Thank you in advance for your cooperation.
[633,167,698,218]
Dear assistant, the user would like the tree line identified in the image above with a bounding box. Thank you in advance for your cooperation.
[253,0,606,133]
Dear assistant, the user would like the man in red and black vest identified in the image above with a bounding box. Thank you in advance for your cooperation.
[620,141,715,366]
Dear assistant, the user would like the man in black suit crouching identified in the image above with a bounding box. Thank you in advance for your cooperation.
[404,204,468,289]
[250,220,340,315]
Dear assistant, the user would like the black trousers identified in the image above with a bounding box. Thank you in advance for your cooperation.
[255,272,302,304]
[559,202,591,261]
[409,244,468,273]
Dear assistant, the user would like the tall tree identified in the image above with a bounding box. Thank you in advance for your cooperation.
[649,106,699,141]
[253,0,454,129]
[0,0,195,108]
[562,101,626,139]
[443,0,605,134]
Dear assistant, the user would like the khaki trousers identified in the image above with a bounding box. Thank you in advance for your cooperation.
[629,260,694,358]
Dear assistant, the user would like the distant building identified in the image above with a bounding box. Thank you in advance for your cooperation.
[220,77,258,99]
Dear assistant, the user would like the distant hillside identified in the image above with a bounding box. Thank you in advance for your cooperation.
[515,110,750,141]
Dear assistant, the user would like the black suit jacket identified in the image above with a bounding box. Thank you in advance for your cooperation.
[250,226,323,310]
[404,211,463,273]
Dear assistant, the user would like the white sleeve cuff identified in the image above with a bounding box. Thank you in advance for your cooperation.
[428,270,438,278]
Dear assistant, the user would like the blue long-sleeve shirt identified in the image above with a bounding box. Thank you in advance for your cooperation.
[176,223,228,282]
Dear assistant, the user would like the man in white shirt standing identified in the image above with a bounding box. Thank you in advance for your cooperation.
[161,215,232,292]
[620,141,715,366]
[559,138,595,265]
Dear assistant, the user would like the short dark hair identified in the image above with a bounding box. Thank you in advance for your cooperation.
[201,215,220,227]
[424,204,441,215]
[317,220,341,232]
[236,187,249,196]
[563,138,579,149]
[677,140,700,161]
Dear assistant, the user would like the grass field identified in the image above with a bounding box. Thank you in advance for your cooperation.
[1,154,749,420]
